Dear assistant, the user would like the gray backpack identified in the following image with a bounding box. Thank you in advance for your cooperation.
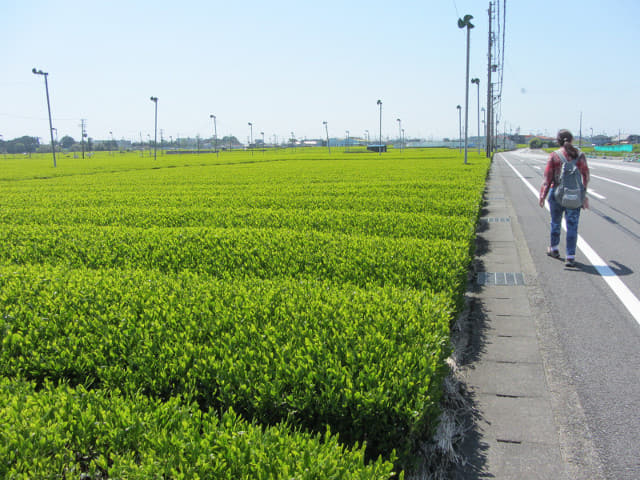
[554,150,585,209]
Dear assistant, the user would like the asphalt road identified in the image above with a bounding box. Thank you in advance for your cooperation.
[496,149,640,479]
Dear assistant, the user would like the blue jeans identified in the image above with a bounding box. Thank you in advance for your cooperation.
[548,187,581,257]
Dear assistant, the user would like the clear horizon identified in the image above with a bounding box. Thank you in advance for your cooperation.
[2,0,638,144]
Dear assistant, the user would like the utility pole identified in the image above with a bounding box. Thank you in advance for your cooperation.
[80,119,87,159]
[579,112,583,148]
[210,114,218,157]
[486,2,493,157]
[32,68,57,167]
[471,78,481,153]
[377,99,382,155]
[323,121,330,154]
[458,14,474,165]
[150,96,158,160]
[457,105,462,152]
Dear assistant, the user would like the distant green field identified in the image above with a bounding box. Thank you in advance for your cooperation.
[0,147,490,476]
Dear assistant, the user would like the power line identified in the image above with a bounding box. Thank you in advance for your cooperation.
[451,0,460,17]
[487,0,507,144]
[0,113,77,121]
[496,0,506,126]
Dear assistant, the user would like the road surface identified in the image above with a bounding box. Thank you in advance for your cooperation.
[497,149,640,479]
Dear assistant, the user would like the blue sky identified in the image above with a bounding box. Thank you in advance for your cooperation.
[1,0,639,143]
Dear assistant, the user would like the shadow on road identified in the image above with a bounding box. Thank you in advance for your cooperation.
[570,259,634,277]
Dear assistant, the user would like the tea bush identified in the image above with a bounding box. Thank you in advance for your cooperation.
[0,148,490,472]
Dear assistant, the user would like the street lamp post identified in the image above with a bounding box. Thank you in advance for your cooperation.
[261,131,265,153]
[323,121,330,154]
[396,118,402,152]
[457,105,462,152]
[150,96,158,160]
[364,130,369,145]
[248,122,253,155]
[458,14,474,164]
[210,114,218,157]
[579,112,583,148]
[52,127,58,154]
[377,99,382,155]
[32,68,57,167]
[471,78,480,153]
[345,130,349,152]
[481,107,486,143]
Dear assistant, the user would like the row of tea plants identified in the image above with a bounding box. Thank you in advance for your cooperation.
[0,148,490,477]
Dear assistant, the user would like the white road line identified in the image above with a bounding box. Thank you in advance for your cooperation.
[501,154,640,326]
[589,190,606,200]
[591,174,640,193]
[587,160,640,174]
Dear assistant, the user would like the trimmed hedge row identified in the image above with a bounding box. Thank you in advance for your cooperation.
[1,206,475,241]
[0,225,471,296]
[1,265,452,464]
[0,378,398,479]
[1,151,491,473]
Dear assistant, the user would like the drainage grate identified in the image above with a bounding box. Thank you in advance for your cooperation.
[480,217,511,223]
[476,272,525,286]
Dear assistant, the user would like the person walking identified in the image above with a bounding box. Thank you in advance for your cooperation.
[538,129,590,267]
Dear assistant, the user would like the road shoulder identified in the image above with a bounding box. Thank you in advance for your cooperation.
[452,157,606,479]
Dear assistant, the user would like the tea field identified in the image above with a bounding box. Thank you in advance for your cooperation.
[0,147,490,477]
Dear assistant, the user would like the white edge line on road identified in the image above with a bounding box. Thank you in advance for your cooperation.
[501,154,640,326]
[588,190,606,200]
[591,174,640,193]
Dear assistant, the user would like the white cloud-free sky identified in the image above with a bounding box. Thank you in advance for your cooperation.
[1,0,638,143]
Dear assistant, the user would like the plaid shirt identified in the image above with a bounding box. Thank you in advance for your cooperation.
[539,147,590,202]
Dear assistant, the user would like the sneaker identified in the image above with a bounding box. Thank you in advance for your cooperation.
[565,258,576,267]
[547,248,560,259]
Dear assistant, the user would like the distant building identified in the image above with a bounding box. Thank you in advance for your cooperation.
[591,135,612,146]
[610,134,639,144]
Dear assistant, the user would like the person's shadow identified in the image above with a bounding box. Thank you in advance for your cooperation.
[570,260,633,276]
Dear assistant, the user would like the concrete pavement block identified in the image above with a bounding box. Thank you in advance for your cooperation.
[483,441,567,480]
[482,335,542,364]
[477,394,559,444]
[485,314,537,338]
[479,224,516,243]
[479,288,532,316]
[465,360,548,398]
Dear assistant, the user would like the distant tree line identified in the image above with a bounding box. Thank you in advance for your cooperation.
[0,136,40,154]
[2,134,249,155]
